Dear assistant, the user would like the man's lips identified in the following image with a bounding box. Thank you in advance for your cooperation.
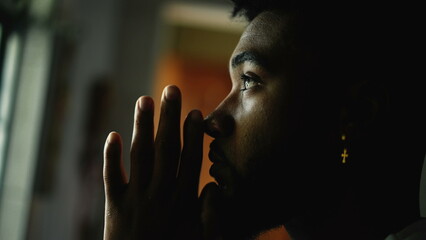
[208,151,226,179]
[208,148,226,164]
[208,142,228,180]
[208,141,227,162]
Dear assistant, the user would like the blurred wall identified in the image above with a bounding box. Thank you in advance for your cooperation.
[27,0,122,239]
[26,0,239,240]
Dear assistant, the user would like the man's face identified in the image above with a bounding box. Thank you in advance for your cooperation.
[205,11,313,226]
[206,12,338,230]
[208,11,288,187]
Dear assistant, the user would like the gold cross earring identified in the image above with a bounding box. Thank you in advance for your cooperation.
[341,134,348,164]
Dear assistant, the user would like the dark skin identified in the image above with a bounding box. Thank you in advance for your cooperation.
[103,10,423,240]
[103,89,208,240]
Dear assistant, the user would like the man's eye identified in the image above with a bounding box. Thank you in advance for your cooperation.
[240,74,261,91]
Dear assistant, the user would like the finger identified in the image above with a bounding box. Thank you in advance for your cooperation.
[200,182,223,240]
[103,132,127,197]
[151,85,182,193]
[177,110,204,201]
[130,96,154,190]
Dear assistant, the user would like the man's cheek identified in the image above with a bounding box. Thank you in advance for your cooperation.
[237,93,265,116]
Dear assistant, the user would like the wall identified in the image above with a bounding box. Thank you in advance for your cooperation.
[26,0,240,240]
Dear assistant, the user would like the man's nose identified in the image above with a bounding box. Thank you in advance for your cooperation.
[203,111,235,138]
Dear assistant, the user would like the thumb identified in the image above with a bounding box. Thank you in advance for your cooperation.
[200,182,223,240]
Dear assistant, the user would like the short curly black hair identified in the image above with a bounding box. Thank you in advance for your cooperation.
[230,0,347,21]
[229,0,363,86]
[228,0,394,86]
[230,0,294,21]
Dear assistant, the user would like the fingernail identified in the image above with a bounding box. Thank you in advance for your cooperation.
[107,132,115,144]
[139,96,153,111]
[165,85,180,101]
[191,110,202,121]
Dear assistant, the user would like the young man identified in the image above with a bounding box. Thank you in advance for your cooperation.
[102,1,426,239]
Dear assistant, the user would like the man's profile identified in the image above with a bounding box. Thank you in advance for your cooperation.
[101,0,426,239]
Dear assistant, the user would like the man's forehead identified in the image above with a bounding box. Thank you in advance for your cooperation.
[233,11,288,62]
[242,11,287,39]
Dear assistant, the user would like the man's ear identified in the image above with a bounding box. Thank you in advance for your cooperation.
[339,80,390,137]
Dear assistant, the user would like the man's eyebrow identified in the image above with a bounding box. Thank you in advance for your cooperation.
[231,51,267,69]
